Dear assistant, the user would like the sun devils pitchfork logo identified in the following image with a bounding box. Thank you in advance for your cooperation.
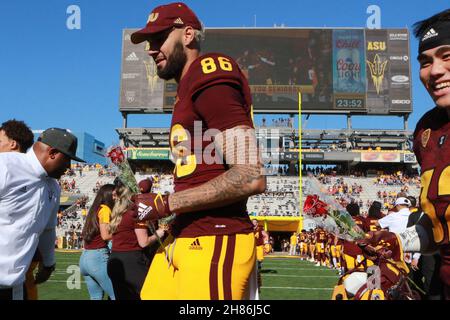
[143,60,160,92]
[367,54,388,95]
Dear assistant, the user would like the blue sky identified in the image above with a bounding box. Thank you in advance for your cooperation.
[0,0,448,146]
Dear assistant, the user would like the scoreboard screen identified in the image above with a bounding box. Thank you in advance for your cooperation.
[120,28,411,115]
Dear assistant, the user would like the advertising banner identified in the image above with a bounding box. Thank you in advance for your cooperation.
[361,151,401,162]
[332,29,366,112]
[127,148,170,160]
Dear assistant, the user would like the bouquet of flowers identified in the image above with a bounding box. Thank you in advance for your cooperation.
[107,145,176,248]
[106,146,140,194]
[303,175,366,241]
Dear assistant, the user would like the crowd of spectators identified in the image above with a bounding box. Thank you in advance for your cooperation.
[373,173,420,187]
[259,117,294,128]
[59,178,79,193]
[56,196,89,249]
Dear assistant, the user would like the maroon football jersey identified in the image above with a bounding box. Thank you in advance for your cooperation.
[316,230,327,243]
[254,226,265,246]
[365,217,381,233]
[169,53,255,238]
[413,107,450,244]
[353,215,367,232]
[343,216,366,256]
[299,233,307,242]
[327,233,334,244]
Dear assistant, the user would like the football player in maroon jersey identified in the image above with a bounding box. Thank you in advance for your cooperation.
[343,203,368,271]
[359,9,450,299]
[130,2,266,300]
[365,201,382,233]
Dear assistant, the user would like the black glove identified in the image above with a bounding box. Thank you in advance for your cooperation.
[34,263,56,284]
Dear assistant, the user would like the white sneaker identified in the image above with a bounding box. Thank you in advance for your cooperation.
[315,262,321,266]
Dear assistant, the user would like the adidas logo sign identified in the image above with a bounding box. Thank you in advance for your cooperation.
[422,28,438,41]
[137,202,153,220]
[189,238,203,250]
[126,52,139,61]
[174,17,184,25]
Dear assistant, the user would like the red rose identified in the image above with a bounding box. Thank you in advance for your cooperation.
[303,194,329,217]
[107,146,125,165]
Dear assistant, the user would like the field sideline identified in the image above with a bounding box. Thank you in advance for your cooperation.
[38,251,338,300]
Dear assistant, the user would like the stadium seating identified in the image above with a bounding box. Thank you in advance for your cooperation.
[56,166,420,247]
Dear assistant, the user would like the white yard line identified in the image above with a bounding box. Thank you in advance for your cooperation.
[261,286,333,291]
[262,274,337,278]
[263,267,338,271]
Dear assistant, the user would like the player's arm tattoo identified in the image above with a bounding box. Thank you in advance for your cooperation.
[168,125,266,214]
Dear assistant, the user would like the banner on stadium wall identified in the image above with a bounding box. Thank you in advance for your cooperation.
[332,29,366,111]
[128,149,170,160]
[361,152,400,162]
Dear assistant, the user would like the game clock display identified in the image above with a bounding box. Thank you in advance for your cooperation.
[334,98,365,109]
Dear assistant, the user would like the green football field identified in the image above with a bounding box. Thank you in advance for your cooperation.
[38,251,339,300]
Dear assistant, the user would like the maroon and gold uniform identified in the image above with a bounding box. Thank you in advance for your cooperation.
[413,106,450,294]
[330,235,343,269]
[169,53,254,238]
[141,53,256,300]
[315,229,327,252]
[255,225,265,262]
[299,232,308,257]
[413,107,450,245]
[315,229,327,265]
[343,216,368,271]
[365,217,381,232]
[308,232,315,260]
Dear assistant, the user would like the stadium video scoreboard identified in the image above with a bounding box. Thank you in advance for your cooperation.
[120,28,411,115]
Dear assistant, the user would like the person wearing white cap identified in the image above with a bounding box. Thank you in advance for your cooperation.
[375,197,412,234]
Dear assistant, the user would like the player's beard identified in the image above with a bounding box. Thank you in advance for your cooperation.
[157,41,187,81]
